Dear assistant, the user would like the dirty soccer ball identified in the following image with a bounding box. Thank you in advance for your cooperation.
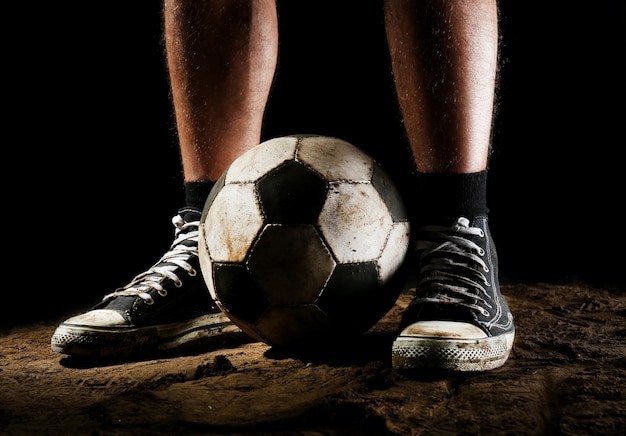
[198,135,411,347]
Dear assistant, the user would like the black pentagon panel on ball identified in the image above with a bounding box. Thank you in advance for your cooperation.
[212,263,269,324]
[248,224,336,305]
[317,261,395,333]
[370,163,409,222]
[257,160,328,224]
[256,305,332,347]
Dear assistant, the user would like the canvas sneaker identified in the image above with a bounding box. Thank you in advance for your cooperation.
[392,216,515,372]
[51,207,240,358]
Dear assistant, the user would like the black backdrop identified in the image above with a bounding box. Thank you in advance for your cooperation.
[8,2,624,326]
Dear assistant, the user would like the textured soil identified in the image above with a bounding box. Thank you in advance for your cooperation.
[1,283,625,435]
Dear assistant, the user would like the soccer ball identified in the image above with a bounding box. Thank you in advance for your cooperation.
[198,135,410,347]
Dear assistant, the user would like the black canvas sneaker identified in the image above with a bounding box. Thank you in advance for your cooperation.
[392,216,515,372]
[51,208,240,358]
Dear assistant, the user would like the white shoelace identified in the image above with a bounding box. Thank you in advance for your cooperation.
[102,215,199,305]
[411,217,492,316]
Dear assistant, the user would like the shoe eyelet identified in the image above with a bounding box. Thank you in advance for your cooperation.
[175,280,183,288]
[478,229,485,237]
[189,268,197,277]
[483,266,490,273]
[144,296,155,305]
[478,248,485,256]
[158,289,168,297]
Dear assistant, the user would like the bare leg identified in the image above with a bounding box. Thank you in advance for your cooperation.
[384,0,498,173]
[164,0,278,182]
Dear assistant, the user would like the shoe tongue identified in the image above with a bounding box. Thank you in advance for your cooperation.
[179,207,201,224]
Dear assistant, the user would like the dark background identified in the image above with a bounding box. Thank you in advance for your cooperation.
[7,2,624,327]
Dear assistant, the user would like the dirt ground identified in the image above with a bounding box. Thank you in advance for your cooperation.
[1,283,625,435]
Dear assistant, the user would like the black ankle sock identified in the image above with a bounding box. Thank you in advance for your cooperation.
[184,181,216,212]
[415,170,489,223]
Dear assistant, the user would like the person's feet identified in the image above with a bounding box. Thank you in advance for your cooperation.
[51,208,513,370]
[51,208,240,358]
[392,216,515,372]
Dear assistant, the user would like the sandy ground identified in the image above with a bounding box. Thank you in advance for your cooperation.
[1,283,625,435]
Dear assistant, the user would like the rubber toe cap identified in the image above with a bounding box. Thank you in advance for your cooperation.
[400,320,487,339]
[63,309,128,328]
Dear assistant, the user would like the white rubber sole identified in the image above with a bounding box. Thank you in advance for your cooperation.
[51,312,241,358]
[391,330,515,372]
